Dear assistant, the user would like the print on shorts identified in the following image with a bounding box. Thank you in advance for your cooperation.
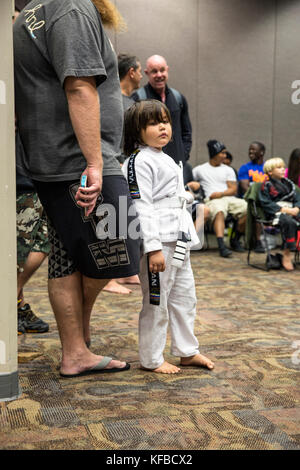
[47,219,77,279]
[89,239,130,270]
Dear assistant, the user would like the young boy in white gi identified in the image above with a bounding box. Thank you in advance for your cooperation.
[122,100,214,374]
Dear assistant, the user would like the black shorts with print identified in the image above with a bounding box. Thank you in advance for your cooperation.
[34,176,141,279]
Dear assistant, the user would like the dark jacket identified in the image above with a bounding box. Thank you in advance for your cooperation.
[259,177,300,219]
[132,83,192,165]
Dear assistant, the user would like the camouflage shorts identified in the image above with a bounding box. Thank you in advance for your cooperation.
[16,192,50,271]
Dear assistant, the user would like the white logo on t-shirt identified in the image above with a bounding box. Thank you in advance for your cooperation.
[24,4,45,37]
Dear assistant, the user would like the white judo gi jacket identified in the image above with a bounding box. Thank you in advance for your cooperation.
[122,146,199,255]
[123,146,200,369]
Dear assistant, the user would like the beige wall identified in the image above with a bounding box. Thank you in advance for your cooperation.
[110,0,300,170]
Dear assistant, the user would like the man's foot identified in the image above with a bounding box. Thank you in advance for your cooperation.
[18,303,49,333]
[118,275,140,285]
[230,240,245,252]
[141,361,181,374]
[103,279,132,294]
[219,246,232,257]
[180,354,214,370]
[60,353,128,377]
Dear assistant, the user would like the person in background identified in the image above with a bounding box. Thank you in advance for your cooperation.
[238,141,267,253]
[285,148,300,187]
[118,53,142,111]
[193,140,247,258]
[223,151,238,178]
[259,158,300,272]
[132,54,193,184]
[14,0,50,335]
[238,142,266,196]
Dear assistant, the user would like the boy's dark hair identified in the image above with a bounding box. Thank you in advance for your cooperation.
[123,100,172,156]
[118,54,140,80]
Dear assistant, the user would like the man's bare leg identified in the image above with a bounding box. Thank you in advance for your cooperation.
[82,275,110,345]
[237,214,246,233]
[48,272,126,375]
[213,211,225,238]
[282,248,294,271]
[18,251,47,306]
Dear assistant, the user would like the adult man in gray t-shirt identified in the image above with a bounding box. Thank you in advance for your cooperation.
[14,0,140,377]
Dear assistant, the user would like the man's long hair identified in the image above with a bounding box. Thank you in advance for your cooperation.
[91,0,126,31]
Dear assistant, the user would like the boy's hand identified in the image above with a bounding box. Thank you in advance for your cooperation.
[148,250,166,273]
[281,207,300,217]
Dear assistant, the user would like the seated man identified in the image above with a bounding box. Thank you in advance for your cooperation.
[238,141,266,195]
[238,141,266,252]
[193,140,247,257]
[259,157,300,272]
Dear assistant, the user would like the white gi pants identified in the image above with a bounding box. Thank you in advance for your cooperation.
[139,242,200,369]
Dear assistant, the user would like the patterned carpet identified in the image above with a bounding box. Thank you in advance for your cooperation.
[1,248,299,450]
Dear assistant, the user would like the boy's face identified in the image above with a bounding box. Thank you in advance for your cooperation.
[141,111,172,151]
[268,165,285,180]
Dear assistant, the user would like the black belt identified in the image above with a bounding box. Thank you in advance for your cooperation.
[147,258,160,306]
[127,149,141,199]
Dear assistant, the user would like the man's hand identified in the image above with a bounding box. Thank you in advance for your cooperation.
[148,250,166,273]
[75,165,102,216]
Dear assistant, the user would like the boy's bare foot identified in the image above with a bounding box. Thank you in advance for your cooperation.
[103,279,132,294]
[282,250,294,271]
[282,258,294,271]
[141,361,181,374]
[180,354,214,370]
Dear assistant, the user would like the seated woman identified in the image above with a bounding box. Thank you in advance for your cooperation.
[285,148,300,188]
[259,158,300,271]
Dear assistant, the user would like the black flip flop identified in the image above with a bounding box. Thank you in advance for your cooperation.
[59,356,130,378]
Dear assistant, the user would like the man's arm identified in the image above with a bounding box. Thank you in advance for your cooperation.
[239,179,250,194]
[210,181,237,199]
[64,76,102,216]
[237,164,250,195]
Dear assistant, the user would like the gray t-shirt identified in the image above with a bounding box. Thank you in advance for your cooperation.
[14,0,123,182]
